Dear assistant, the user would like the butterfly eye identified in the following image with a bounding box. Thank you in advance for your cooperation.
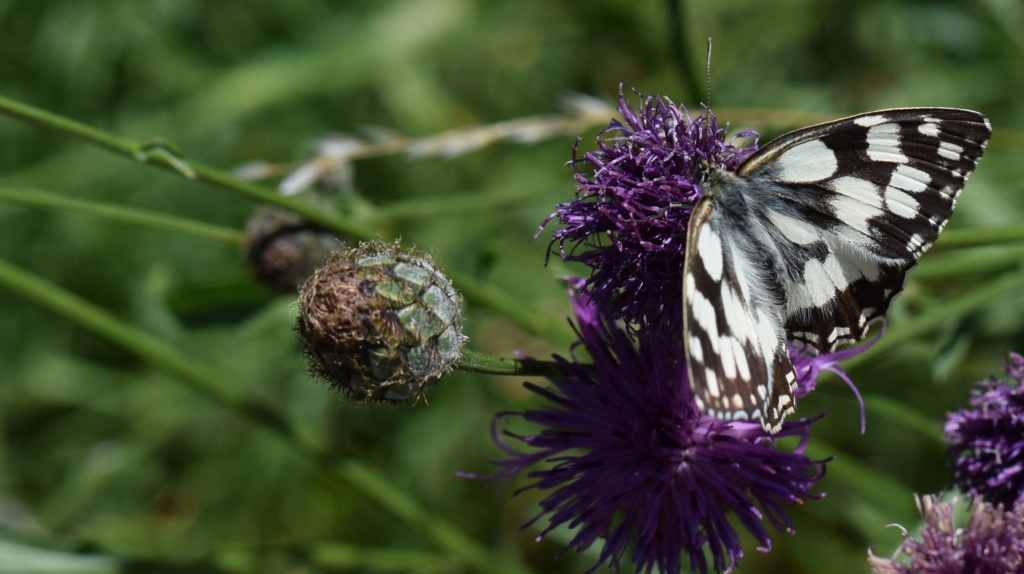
[692,158,713,189]
[696,158,711,178]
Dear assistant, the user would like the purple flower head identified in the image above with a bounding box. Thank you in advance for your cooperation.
[540,88,758,342]
[945,352,1024,508]
[488,283,827,574]
[867,494,1024,574]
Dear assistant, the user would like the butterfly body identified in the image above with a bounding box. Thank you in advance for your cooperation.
[683,109,992,432]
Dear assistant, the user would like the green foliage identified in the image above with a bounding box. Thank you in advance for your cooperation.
[0,1,1022,572]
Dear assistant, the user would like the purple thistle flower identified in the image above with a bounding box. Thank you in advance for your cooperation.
[867,495,1024,574]
[945,352,1024,508]
[488,284,831,574]
[540,88,758,341]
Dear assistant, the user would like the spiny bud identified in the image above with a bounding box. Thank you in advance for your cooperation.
[296,240,465,404]
[242,205,344,293]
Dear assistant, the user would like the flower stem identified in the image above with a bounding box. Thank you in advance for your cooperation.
[0,186,244,245]
[457,349,562,377]
[844,269,1024,369]
[0,93,575,343]
[863,394,944,445]
[915,244,1024,279]
[935,225,1024,248]
[665,0,703,104]
[0,184,576,348]
[804,439,914,521]
[0,256,531,574]
[312,543,453,571]
[447,270,576,345]
[0,94,376,240]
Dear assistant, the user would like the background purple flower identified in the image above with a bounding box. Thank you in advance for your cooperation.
[541,89,758,343]
[868,495,1024,574]
[488,285,826,574]
[945,352,1024,507]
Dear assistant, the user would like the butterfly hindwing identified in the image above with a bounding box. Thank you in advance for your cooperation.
[683,198,797,432]
[684,108,991,430]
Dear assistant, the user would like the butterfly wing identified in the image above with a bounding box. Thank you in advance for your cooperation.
[683,198,797,432]
[737,109,991,351]
[684,108,991,430]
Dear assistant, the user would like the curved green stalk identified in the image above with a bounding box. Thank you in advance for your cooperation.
[0,185,564,377]
[447,269,576,345]
[0,187,243,245]
[0,257,530,574]
[0,94,375,240]
[915,244,1024,279]
[457,348,562,377]
[934,225,1024,248]
[311,543,453,571]
[844,269,1024,369]
[368,186,550,223]
[804,439,915,538]
[0,94,575,344]
[862,395,944,445]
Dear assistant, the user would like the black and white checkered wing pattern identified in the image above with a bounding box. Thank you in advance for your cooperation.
[684,108,991,432]
[683,199,797,432]
[738,109,992,351]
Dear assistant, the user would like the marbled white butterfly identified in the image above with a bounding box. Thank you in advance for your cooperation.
[684,108,991,432]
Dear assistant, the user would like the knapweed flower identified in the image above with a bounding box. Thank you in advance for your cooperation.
[296,240,465,403]
[945,352,1024,508]
[488,284,829,574]
[867,494,1024,573]
[541,89,758,341]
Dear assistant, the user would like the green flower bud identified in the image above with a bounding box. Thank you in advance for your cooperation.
[243,205,344,293]
[296,240,465,404]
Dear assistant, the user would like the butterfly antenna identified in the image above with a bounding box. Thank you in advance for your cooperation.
[705,37,713,108]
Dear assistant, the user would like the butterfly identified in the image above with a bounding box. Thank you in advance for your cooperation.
[683,108,991,433]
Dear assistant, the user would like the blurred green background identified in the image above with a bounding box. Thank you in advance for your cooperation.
[0,1,1022,572]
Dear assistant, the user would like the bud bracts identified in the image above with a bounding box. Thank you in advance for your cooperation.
[296,240,465,403]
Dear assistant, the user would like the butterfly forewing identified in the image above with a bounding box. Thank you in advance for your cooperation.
[741,109,990,260]
[685,108,991,431]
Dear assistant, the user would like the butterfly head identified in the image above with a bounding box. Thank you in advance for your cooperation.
[694,157,736,200]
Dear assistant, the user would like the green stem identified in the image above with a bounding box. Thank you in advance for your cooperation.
[332,461,529,574]
[0,186,243,245]
[312,543,453,571]
[457,349,562,377]
[0,257,319,452]
[862,395,944,445]
[934,225,1024,248]
[915,244,1024,279]
[0,181,565,378]
[0,257,528,574]
[369,186,549,223]
[665,0,703,104]
[804,440,915,525]
[844,269,1024,369]
[0,94,574,344]
[447,269,576,345]
[0,94,376,240]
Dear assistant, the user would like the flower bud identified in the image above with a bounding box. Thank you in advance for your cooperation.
[242,205,344,293]
[296,240,465,403]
